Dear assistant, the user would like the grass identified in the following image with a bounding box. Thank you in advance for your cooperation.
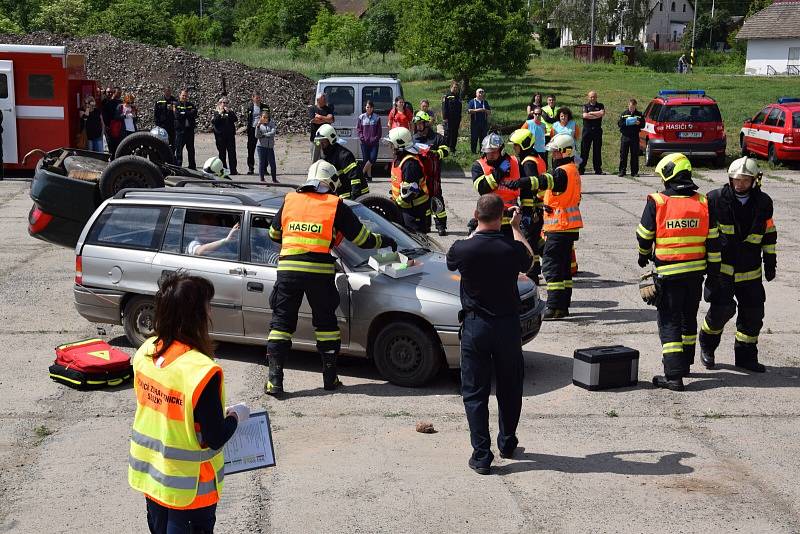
[605,409,619,417]
[702,411,727,419]
[383,410,413,418]
[34,425,53,444]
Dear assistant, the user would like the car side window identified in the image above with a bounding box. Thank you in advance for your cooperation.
[362,86,393,115]
[764,108,781,127]
[323,85,355,116]
[161,208,186,253]
[776,111,786,128]
[87,205,169,250]
[182,210,241,261]
[751,108,769,125]
[649,103,663,121]
[248,215,281,266]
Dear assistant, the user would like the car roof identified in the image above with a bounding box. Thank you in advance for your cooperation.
[319,77,399,85]
[112,186,288,209]
[655,96,718,106]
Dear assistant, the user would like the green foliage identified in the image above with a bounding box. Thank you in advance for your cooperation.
[306,10,340,55]
[0,11,22,34]
[174,14,210,47]
[553,0,650,44]
[364,0,398,61]
[0,0,40,31]
[746,0,772,16]
[234,0,326,47]
[87,0,175,45]
[638,51,683,72]
[539,28,561,49]
[30,0,90,36]
[682,8,736,50]
[205,0,237,45]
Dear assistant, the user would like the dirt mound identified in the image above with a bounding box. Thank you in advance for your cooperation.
[0,32,315,134]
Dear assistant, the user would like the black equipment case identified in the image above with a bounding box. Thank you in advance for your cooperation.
[573,345,639,390]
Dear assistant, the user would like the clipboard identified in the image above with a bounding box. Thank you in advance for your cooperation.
[223,410,276,475]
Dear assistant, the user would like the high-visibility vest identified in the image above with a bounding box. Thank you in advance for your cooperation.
[478,156,520,209]
[651,192,709,276]
[543,163,583,232]
[129,338,225,509]
[279,191,338,256]
[541,105,557,135]
[391,154,429,208]
[518,154,546,209]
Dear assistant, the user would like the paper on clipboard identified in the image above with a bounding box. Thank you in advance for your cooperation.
[223,410,276,475]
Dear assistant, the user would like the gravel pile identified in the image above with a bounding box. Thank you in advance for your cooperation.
[0,32,316,134]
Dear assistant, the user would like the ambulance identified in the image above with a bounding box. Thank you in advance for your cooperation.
[0,44,96,171]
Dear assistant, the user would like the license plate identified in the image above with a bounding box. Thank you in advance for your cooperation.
[678,131,702,138]
[335,128,352,137]
[521,317,537,335]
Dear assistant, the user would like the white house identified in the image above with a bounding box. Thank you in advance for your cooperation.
[737,0,800,76]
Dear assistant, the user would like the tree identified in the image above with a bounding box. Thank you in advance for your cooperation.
[746,0,772,16]
[552,0,613,43]
[681,8,733,50]
[234,0,326,46]
[364,0,398,61]
[337,14,367,64]
[400,0,533,93]
[0,12,22,34]
[87,0,175,45]
[31,0,90,35]
[306,9,340,55]
[0,0,41,32]
[174,14,211,47]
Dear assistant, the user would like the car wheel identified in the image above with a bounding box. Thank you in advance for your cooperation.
[714,153,727,167]
[123,295,156,348]
[98,156,165,199]
[356,193,403,225]
[768,143,779,165]
[740,134,749,157]
[644,141,656,166]
[115,132,175,165]
[373,320,441,387]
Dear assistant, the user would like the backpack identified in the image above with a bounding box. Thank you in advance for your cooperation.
[49,338,133,389]
[415,145,441,197]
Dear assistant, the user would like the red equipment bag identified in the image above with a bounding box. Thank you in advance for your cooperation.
[416,146,442,198]
[49,338,133,389]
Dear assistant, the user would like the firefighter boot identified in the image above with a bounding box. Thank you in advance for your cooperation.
[652,375,685,391]
[436,222,448,237]
[543,308,569,320]
[700,348,716,370]
[321,351,342,390]
[264,353,285,396]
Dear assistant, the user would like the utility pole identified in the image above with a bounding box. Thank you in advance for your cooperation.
[200,0,204,17]
[709,0,715,49]
[690,0,698,70]
[590,0,596,62]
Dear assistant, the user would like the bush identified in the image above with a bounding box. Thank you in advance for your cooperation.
[0,12,22,34]
[87,0,174,45]
[30,0,90,36]
[174,14,211,47]
[233,0,325,47]
[638,51,682,73]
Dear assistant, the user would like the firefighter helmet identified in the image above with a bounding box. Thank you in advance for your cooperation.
[385,127,417,153]
[202,156,228,178]
[314,123,339,146]
[303,160,340,193]
[655,153,692,183]
[509,128,534,151]
[728,156,762,187]
[413,111,431,124]
[149,126,169,145]
[545,133,574,154]
[480,132,504,153]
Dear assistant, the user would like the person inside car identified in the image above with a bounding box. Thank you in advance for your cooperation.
[186,213,240,257]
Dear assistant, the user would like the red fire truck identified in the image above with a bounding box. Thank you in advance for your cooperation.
[0,44,97,171]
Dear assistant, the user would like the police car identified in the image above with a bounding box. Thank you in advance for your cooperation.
[639,90,726,167]
[740,97,800,165]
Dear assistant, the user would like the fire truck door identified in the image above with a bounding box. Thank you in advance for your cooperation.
[0,61,17,164]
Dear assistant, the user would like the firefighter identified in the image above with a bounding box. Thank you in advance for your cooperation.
[441,80,462,153]
[387,126,431,233]
[636,153,721,391]
[153,87,177,151]
[413,110,450,236]
[174,88,198,169]
[699,157,776,373]
[265,161,397,395]
[314,124,368,200]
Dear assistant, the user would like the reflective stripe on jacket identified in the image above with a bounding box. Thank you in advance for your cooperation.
[279,192,338,257]
[478,157,521,209]
[543,163,582,233]
[391,154,429,208]
[651,192,709,276]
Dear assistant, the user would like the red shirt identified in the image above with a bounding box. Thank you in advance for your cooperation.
[388,107,413,129]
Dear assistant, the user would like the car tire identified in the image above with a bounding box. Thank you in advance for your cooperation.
[123,295,156,348]
[740,134,749,157]
[356,193,403,225]
[373,320,441,387]
[714,153,727,167]
[644,141,656,166]
[768,143,779,165]
[115,132,175,165]
[98,156,165,199]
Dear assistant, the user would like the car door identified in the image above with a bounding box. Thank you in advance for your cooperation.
[240,212,350,348]
[746,107,770,155]
[323,84,357,156]
[0,60,18,164]
[361,84,395,162]
[762,107,783,151]
[151,207,245,336]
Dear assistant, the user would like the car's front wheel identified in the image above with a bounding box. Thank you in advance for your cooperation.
[373,320,441,387]
[740,134,749,157]
[123,295,156,348]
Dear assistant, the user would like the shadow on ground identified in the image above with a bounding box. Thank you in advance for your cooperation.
[687,363,800,390]
[495,447,695,476]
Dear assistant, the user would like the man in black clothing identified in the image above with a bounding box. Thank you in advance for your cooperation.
[174,88,198,169]
[211,97,238,175]
[699,157,777,373]
[447,194,533,475]
[315,124,368,200]
[413,110,450,235]
[153,87,177,151]
[245,92,264,175]
[580,90,605,175]
[388,127,430,232]
[102,86,122,156]
[441,80,462,153]
[309,93,334,162]
[617,98,643,177]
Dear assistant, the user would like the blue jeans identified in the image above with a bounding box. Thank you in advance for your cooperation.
[87,137,104,152]
[146,497,216,534]
[360,143,379,167]
[257,146,277,181]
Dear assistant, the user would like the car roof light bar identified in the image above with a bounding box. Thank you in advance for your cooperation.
[777,97,800,104]
[659,90,706,97]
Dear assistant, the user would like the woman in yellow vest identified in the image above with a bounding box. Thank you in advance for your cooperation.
[128,272,249,534]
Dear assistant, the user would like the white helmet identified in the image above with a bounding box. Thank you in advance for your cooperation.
[728,156,761,180]
[545,133,575,153]
[480,132,504,153]
[314,123,339,146]
[202,156,228,178]
[149,126,169,145]
[303,160,340,193]
[385,127,417,153]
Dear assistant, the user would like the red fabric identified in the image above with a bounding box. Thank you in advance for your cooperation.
[55,338,130,373]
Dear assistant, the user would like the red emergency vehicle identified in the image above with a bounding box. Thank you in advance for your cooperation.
[0,44,97,171]
[740,97,800,165]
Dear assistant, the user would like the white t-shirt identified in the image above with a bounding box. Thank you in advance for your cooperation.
[252,104,261,128]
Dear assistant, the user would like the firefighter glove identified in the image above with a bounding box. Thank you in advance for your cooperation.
[765,265,776,282]
[226,403,250,423]
[638,255,649,268]
[380,235,398,252]
[499,159,511,174]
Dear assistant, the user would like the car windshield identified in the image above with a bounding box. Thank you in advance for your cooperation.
[660,105,721,123]
[336,204,431,268]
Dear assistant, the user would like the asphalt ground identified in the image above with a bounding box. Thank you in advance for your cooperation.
[1,133,799,532]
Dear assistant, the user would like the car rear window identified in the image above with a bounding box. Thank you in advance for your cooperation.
[324,85,355,116]
[659,105,721,123]
[362,86,393,115]
[87,205,169,250]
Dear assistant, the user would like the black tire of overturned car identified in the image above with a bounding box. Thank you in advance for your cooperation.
[356,193,402,225]
[98,156,165,199]
[115,132,175,166]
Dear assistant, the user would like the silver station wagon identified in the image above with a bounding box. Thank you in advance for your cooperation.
[73,187,544,386]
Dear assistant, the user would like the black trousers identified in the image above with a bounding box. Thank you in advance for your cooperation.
[699,279,765,365]
[401,203,431,233]
[266,271,341,359]
[656,275,703,378]
[460,311,523,467]
[215,134,238,174]
[579,128,603,173]
[106,130,121,159]
[431,194,447,231]
[525,213,544,276]
[619,135,639,175]
[444,118,460,152]
[175,129,196,169]
[542,232,578,310]
[146,498,215,534]
[470,123,488,154]
[247,129,257,172]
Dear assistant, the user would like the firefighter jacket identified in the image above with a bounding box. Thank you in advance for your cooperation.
[154,96,177,131]
[471,154,529,223]
[708,185,776,283]
[174,101,197,132]
[269,191,383,275]
[441,91,462,120]
[542,162,583,234]
[129,338,225,509]
[515,150,548,212]
[637,186,720,278]
[391,153,429,209]
[321,143,368,200]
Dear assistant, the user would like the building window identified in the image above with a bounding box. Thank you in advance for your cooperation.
[659,1,663,10]
[683,3,686,11]
[29,74,54,99]
[671,1,675,11]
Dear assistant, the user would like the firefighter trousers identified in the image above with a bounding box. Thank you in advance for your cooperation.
[618,135,639,176]
[266,271,341,361]
[431,194,447,231]
[401,203,431,233]
[542,232,578,310]
[524,215,544,278]
[656,275,703,378]
[699,279,765,365]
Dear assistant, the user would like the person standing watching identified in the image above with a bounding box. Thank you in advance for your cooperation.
[618,98,643,177]
[309,93,334,162]
[357,100,381,182]
[468,88,491,154]
[255,110,278,183]
[245,92,263,175]
[541,94,558,144]
[522,106,547,167]
[175,88,198,169]
[103,87,123,157]
[580,90,605,175]
[154,87,177,151]
[388,96,413,130]
[128,272,249,533]
[526,92,543,117]
[419,98,436,125]
[441,80,462,153]
[117,93,138,141]
[211,97,238,175]
[80,96,104,152]
[447,195,534,475]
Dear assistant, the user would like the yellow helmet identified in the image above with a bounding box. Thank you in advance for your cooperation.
[509,128,534,151]
[413,111,431,124]
[654,153,692,182]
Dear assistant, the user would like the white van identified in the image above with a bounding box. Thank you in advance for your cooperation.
[315,75,404,164]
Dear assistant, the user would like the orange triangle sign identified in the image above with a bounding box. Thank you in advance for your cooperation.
[88,350,111,361]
